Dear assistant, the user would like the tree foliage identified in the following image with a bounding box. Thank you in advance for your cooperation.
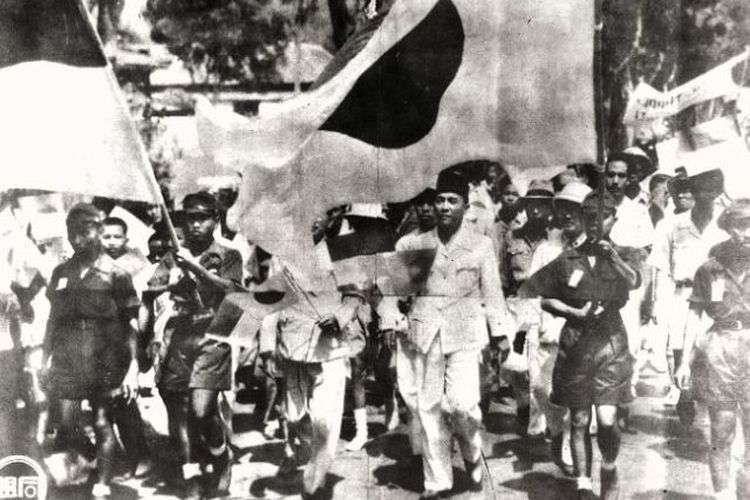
[602,0,750,149]
[146,0,323,83]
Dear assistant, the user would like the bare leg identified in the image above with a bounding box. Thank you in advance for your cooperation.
[595,405,620,465]
[92,401,117,488]
[569,407,592,479]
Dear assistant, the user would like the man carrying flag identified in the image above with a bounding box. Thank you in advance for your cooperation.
[259,282,368,499]
[393,168,511,498]
[521,191,642,500]
[143,191,242,499]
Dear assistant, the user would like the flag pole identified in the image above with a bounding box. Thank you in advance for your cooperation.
[75,0,203,310]
[594,0,607,241]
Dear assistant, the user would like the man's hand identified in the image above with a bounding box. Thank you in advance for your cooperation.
[174,248,201,271]
[596,240,618,260]
[317,314,341,337]
[675,363,691,391]
[263,354,278,379]
[120,361,140,404]
[576,301,604,321]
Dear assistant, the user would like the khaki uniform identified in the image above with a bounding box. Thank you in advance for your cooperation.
[688,240,750,408]
[395,226,510,492]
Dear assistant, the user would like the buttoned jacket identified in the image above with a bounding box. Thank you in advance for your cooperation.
[396,225,511,354]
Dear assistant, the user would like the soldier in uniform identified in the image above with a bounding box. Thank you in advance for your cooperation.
[42,204,141,499]
[259,284,367,500]
[144,192,242,499]
[676,199,750,500]
[522,191,641,500]
[394,168,511,498]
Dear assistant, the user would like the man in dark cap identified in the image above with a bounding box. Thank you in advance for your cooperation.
[667,174,695,217]
[676,199,750,500]
[521,190,641,500]
[649,168,726,427]
[392,169,511,498]
[43,203,141,499]
[143,191,242,499]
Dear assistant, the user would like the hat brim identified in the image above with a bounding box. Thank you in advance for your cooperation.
[521,194,554,200]
[608,152,654,180]
[553,196,583,205]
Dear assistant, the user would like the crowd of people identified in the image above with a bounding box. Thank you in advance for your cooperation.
[2,148,750,500]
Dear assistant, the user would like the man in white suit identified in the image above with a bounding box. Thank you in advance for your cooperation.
[395,168,511,498]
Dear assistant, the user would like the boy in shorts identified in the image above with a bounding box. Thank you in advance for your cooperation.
[43,204,141,499]
[522,191,641,500]
[144,192,242,499]
[676,199,750,500]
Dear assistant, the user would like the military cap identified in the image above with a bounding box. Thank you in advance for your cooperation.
[718,198,750,232]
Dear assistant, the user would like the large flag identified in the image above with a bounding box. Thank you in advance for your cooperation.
[0,0,161,203]
[196,0,596,275]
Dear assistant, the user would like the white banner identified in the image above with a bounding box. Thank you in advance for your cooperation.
[623,50,748,124]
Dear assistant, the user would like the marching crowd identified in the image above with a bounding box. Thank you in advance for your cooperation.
[2,148,750,500]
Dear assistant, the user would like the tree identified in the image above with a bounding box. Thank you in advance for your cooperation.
[146,0,323,83]
[601,0,750,151]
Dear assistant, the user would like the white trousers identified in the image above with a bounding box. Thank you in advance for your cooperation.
[396,336,483,492]
[283,358,347,493]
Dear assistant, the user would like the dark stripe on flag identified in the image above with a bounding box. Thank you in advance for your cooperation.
[0,0,106,69]
[326,219,396,262]
[320,0,464,148]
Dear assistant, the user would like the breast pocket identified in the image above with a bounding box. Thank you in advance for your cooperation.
[456,266,480,295]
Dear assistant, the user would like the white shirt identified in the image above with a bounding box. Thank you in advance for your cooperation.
[610,196,655,249]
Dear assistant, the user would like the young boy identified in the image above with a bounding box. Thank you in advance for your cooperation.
[100,216,150,477]
[676,199,750,500]
[144,192,242,499]
[43,204,141,499]
[522,191,641,500]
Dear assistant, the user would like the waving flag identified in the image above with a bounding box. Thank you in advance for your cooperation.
[0,0,161,203]
[196,0,596,275]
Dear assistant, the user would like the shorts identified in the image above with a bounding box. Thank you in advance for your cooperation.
[551,325,634,409]
[158,317,231,392]
[49,322,130,400]
[691,328,750,408]
[0,349,20,406]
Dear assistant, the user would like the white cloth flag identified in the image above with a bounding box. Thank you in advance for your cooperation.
[196,0,596,275]
[0,0,160,203]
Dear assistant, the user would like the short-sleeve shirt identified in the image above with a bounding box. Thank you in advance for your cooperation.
[520,241,641,320]
[610,197,654,249]
[647,210,724,283]
[47,254,140,326]
[689,240,750,326]
[148,240,242,311]
[46,253,140,396]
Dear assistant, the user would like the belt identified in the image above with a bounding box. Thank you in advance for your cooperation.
[66,318,102,328]
[714,317,750,331]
